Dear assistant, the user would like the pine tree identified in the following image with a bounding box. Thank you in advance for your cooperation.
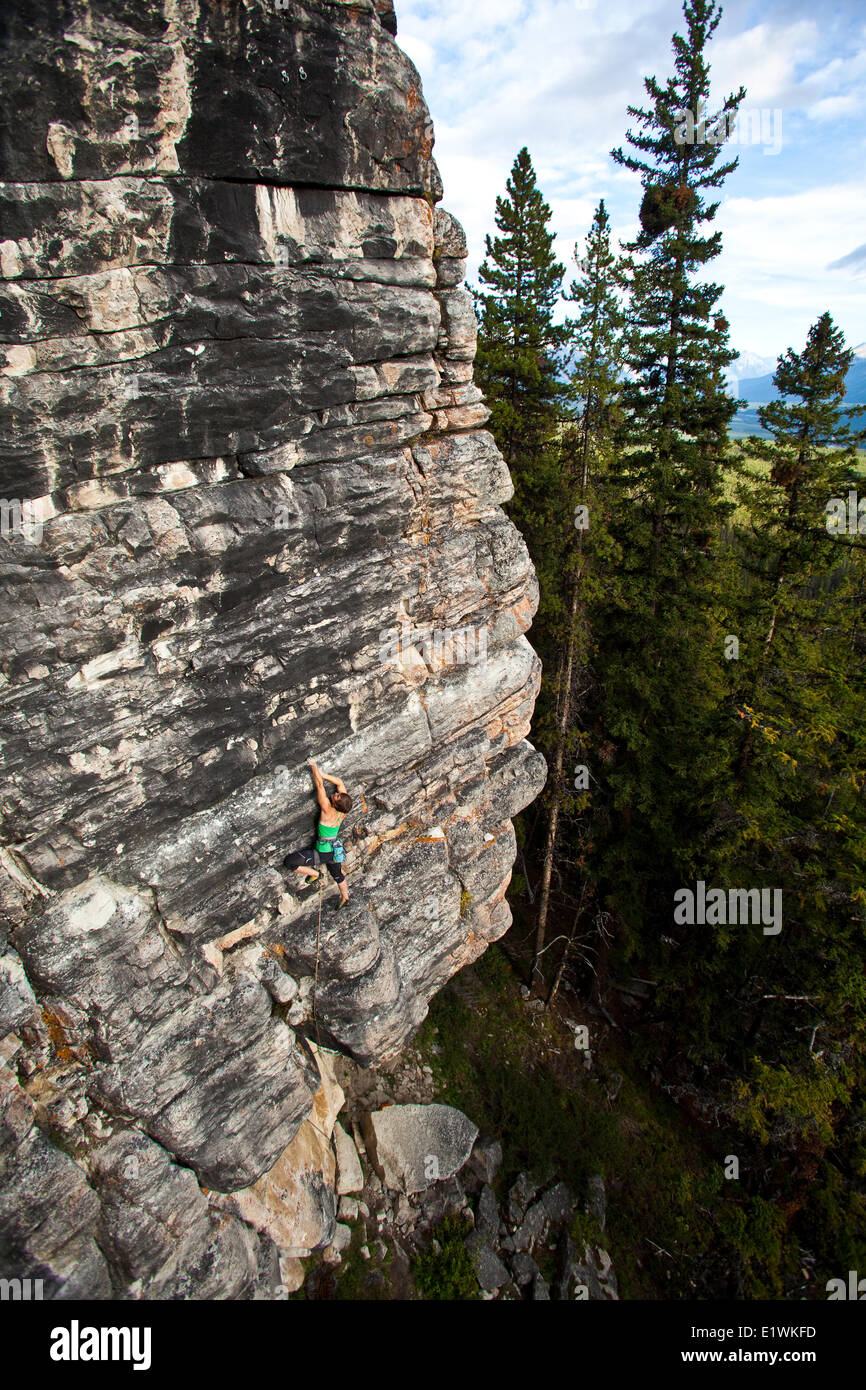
[665,315,866,1287]
[531,203,624,990]
[564,199,624,483]
[730,311,866,780]
[473,151,574,975]
[587,0,746,943]
[474,146,571,719]
[611,0,745,454]
[474,147,567,472]
[714,314,866,1094]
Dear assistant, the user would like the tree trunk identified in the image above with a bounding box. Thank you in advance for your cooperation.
[532,578,582,994]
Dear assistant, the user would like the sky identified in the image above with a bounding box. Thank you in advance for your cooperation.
[395,0,866,365]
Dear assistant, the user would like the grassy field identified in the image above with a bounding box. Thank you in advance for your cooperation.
[721,443,866,526]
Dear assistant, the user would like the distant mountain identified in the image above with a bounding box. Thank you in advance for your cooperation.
[728,404,771,440]
[725,351,777,391]
[737,343,866,405]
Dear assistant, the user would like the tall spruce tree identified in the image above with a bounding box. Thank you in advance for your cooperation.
[531,202,624,989]
[730,311,866,784]
[475,147,570,736]
[474,153,572,957]
[587,0,746,947]
[564,199,624,482]
[474,147,567,472]
[698,317,866,1241]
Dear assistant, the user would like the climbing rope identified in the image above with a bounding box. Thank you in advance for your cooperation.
[312,874,324,1052]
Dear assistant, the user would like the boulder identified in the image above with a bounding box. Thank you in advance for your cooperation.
[464,1134,503,1187]
[333,1121,364,1195]
[415,1174,467,1228]
[328,1223,352,1255]
[506,1172,540,1227]
[540,1181,573,1227]
[475,1183,500,1243]
[510,1200,549,1254]
[471,1243,510,1293]
[554,1231,576,1301]
[362,1103,478,1194]
[532,1273,551,1301]
[510,1252,540,1287]
[278,1255,306,1296]
[573,1243,620,1301]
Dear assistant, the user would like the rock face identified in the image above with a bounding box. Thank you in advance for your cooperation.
[0,0,544,1298]
[223,1044,345,1256]
[362,1102,478,1194]
[333,1121,365,1196]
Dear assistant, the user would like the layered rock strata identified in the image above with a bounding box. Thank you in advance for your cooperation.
[0,0,545,1297]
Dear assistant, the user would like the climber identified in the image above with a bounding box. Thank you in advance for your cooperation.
[283,760,352,911]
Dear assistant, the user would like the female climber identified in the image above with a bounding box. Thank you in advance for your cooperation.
[283,760,352,910]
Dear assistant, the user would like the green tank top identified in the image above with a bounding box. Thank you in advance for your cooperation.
[316,818,342,853]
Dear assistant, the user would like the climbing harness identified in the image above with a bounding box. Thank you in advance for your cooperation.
[315,815,345,860]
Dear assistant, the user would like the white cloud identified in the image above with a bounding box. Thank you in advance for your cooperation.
[396,0,866,356]
[716,184,866,353]
[398,32,435,72]
[709,20,818,107]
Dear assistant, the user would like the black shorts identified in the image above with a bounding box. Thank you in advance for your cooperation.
[283,846,345,884]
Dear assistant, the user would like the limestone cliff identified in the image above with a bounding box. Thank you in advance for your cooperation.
[0,0,544,1297]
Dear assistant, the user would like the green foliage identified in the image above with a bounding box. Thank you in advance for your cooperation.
[473,148,572,659]
[474,146,567,470]
[332,1221,395,1301]
[560,0,747,955]
[417,947,619,1192]
[715,1195,791,1298]
[467,0,866,1301]
[733,1060,849,1150]
[412,1215,478,1301]
[413,945,743,1298]
[565,198,624,476]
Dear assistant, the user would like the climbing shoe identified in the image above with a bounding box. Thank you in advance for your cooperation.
[330,898,348,912]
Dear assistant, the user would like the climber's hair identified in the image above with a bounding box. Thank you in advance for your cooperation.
[332,790,352,813]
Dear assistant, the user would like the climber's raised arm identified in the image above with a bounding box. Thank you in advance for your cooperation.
[287,762,352,910]
[307,759,331,814]
[318,768,347,794]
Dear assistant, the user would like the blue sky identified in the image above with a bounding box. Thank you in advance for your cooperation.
[396,0,866,363]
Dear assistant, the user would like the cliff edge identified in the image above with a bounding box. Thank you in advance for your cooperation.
[0,0,545,1297]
